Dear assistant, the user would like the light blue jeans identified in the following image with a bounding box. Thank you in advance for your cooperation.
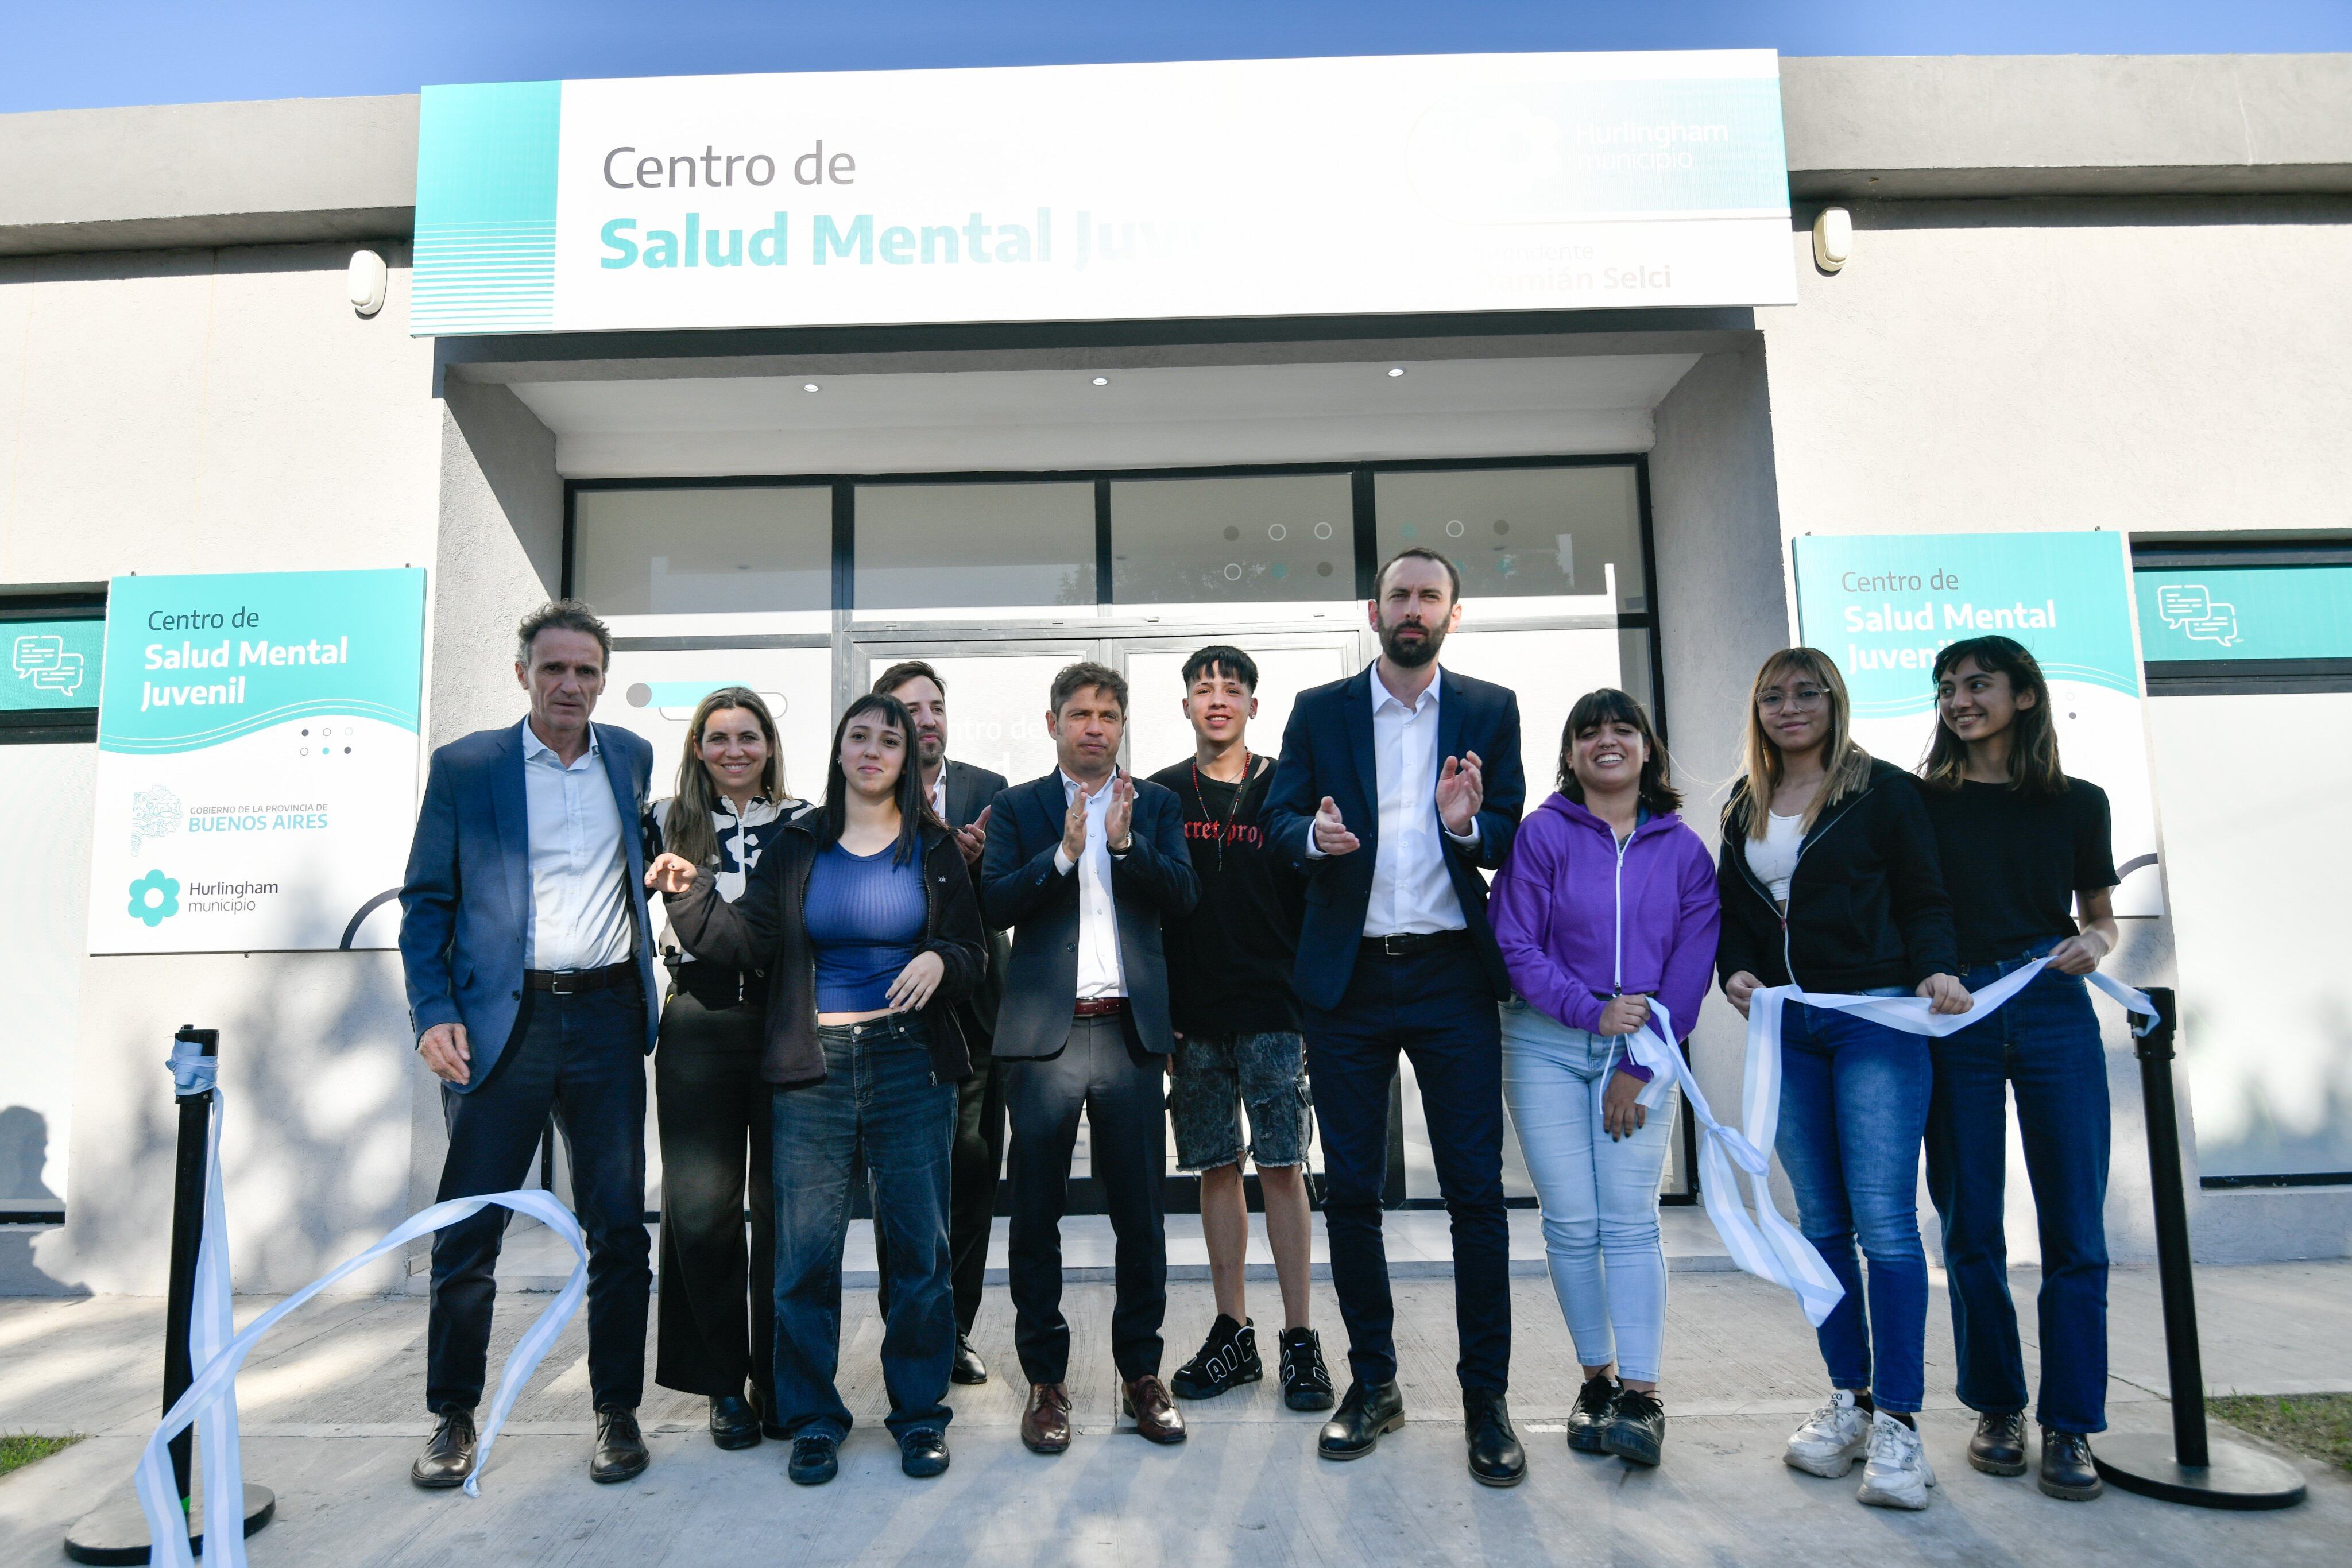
[1499,1000,1674,1383]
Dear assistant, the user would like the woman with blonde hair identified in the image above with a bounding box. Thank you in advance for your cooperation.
[645,686,806,1449]
[1716,648,1968,1511]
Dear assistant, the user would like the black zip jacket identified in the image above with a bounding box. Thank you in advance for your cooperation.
[664,812,985,1088]
[1715,758,1958,994]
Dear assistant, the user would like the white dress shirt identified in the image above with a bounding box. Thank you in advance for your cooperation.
[1306,665,1479,936]
[520,719,638,971]
[929,764,949,823]
[1051,770,1128,998]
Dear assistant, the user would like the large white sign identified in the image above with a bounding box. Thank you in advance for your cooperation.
[412,52,1796,336]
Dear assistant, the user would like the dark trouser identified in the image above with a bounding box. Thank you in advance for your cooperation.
[653,989,775,1400]
[771,1014,957,1442]
[875,1031,1007,1336]
[1304,940,1510,1393]
[1005,1012,1167,1384]
[1926,948,2112,1434]
[428,984,649,1415]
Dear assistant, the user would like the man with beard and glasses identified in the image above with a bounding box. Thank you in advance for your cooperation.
[1263,548,1529,1486]
[869,660,1009,1390]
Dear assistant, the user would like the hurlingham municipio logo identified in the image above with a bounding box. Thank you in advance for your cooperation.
[129,869,181,927]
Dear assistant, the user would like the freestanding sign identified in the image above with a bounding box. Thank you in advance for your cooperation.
[87,570,427,954]
[412,51,1797,336]
[1792,532,2164,916]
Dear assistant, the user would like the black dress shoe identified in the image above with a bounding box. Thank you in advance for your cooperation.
[1968,1410,2029,1476]
[590,1408,649,1484]
[1601,1387,1666,1468]
[2039,1428,2103,1501]
[709,1392,761,1450]
[1465,1389,1527,1487]
[788,1433,839,1486]
[900,1427,950,1478]
[1317,1379,1405,1460]
[951,1335,989,1387]
[409,1408,477,1489]
[1565,1373,1620,1454]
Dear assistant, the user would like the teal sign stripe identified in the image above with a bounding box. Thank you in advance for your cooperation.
[2135,563,2352,662]
[1,617,105,711]
[1793,532,2141,718]
[98,570,427,754]
[413,81,562,334]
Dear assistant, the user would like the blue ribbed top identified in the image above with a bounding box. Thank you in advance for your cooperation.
[805,841,929,1012]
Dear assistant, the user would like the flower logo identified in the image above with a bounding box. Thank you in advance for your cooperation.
[129,869,181,927]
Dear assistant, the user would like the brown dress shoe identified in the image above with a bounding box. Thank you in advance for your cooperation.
[1021,1381,1074,1453]
[1123,1375,1188,1445]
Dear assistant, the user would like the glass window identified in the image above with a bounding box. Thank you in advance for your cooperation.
[1374,466,1646,610]
[854,482,1095,615]
[1110,474,1355,604]
[572,486,831,616]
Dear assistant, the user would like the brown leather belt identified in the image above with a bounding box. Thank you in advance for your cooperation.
[1073,997,1128,1019]
[527,961,640,995]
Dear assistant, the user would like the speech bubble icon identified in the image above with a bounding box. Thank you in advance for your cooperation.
[30,652,85,695]
[12,633,63,677]
[2183,609,2239,648]
[2155,584,2209,626]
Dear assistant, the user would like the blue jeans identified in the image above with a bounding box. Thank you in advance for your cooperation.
[1777,995,1932,1413]
[1499,1002,1673,1382]
[1926,947,2111,1433]
[770,1014,957,1442]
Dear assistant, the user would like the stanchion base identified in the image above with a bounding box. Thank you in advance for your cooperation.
[62,1484,276,1564]
[2093,1433,2307,1511]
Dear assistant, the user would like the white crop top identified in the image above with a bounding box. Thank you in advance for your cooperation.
[1746,811,1806,905]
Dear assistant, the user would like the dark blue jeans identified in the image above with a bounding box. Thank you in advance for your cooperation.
[771,1014,958,1442]
[1776,998,1932,1413]
[1305,941,1509,1393]
[430,984,650,1414]
[1926,947,2111,1433]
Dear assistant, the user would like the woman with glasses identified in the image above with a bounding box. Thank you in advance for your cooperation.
[1717,648,1969,1512]
[650,692,984,1486]
[645,687,806,1450]
[1918,636,2121,1502]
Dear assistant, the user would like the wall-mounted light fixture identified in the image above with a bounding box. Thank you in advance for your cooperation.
[1812,208,1852,274]
[346,250,388,316]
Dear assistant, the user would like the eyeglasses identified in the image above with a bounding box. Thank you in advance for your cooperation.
[1757,687,1829,713]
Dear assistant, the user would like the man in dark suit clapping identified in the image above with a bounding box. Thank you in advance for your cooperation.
[1263,548,1530,1486]
[981,662,1199,1454]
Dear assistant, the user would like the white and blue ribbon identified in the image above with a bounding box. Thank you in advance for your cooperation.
[1620,959,2157,1326]
[133,1041,589,1567]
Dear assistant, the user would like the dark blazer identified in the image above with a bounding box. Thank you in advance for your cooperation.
[664,811,985,1087]
[399,721,662,1092]
[980,769,1199,1059]
[939,757,1011,1036]
[1716,758,1959,994]
[1263,665,1526,1011]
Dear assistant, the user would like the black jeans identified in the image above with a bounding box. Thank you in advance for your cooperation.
[428,984,650,1414]
[1005,1013,1167,1384]
[653,989,775,1400]
[1305,941,1510,1392]
[874,1032,1008,1336]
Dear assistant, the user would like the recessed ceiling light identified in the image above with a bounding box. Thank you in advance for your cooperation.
[1092,375,1109,386]
[802,382,821,392]
[1387,366,1406,378]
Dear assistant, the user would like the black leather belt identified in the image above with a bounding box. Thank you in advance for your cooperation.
[527,961,640,995]
[1359,930,1470,959]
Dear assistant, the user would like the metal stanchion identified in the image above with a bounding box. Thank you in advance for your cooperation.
[2092,988,2307,1510]
[66,1027,277,1564]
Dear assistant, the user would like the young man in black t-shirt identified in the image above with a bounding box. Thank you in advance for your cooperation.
[1148,646,1333,1412]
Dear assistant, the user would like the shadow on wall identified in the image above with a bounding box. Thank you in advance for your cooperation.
[0,1108,89,1296]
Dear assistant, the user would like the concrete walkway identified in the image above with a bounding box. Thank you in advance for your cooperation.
[2,1255,2347,1565]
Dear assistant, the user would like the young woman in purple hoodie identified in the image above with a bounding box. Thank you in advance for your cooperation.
[1489,688,1720,1469]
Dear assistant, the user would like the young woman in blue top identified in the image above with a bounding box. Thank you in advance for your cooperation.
[652,692,983,1487]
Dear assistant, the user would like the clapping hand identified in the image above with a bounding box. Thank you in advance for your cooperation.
[1436,751,1484,836]
[1103,771,1135,853]
[954,803,991,868]
[1312,796,1360,855]
[645,851,698,896]
[1061,780,1093,862]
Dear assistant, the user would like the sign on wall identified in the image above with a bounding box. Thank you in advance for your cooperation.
[1792,532,2164,916]
[87,570,427,954]
[412,51,1796,336]
[2,617,103,712]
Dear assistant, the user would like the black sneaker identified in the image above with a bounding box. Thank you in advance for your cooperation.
[1279,1327,1334,1411]
[1170,1313,1262,1400]
[1968,1410,2028,1477]
[1601,1387,1666,1467]
[787,1433,838,1486]
[1566,1372,1620,1453]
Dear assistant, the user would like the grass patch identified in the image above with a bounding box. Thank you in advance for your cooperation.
[2211,1393,2352,1473]
[0,1432,84,1476]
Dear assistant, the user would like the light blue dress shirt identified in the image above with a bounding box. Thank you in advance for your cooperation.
[519,719,637,971]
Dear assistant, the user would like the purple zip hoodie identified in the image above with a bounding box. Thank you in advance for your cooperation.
[1489,792,1723,1075]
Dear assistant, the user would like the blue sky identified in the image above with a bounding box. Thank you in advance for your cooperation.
[5,1,2349,113]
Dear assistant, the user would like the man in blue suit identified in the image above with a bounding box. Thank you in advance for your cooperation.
[399,599,663,1490]
[1263,548,1530,1486]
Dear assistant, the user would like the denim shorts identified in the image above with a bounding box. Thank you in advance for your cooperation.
[1166,1030,1312,1172]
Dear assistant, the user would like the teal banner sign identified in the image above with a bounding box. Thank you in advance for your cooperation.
[2,617,105,711]
[2134,563,2352,663]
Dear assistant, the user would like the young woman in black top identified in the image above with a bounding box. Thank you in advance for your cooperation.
[1917,635,2120,1503]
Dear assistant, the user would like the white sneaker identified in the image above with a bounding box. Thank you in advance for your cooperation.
[1784,1389,1871,1478]
[1856,1410,1937,1509]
